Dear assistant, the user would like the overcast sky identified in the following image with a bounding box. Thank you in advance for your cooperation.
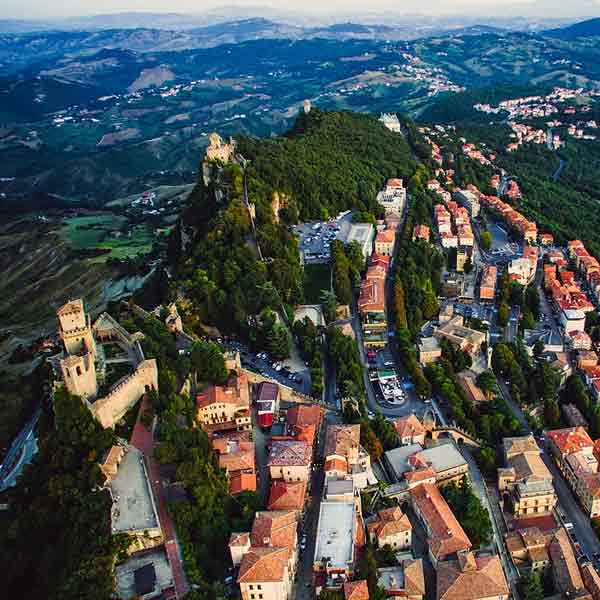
[1,0,599,20]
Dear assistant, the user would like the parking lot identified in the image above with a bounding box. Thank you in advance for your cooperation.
[293,212,353,264]
[224,340,311,395]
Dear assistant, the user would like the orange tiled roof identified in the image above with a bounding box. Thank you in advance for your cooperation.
[343,580,370,600]
[325,424,360,458]
[229,470,257,495]
[410,483,471,561]
[237,546,290,583]
[367,506,411,539]
[436,552,509,600]
[324,457,348,473]
[394,414,425,439]
[267,480,307,511]
[251,510,297,551]
[547,426,593,456]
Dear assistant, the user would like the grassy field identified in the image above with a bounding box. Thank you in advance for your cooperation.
[59,214,126,249]
[60,214,156,262]
[303,263,331,304]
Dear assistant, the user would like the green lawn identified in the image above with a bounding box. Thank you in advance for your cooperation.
[60,215,157,263]
[303,263,331,304]
[60,215,126,249]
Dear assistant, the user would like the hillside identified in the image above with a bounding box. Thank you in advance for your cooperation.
[545,18,600,39]
[176,109,416,335]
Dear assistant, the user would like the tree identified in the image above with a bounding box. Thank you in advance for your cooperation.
[521,572,544,600]
[320,290,337,323]
[463,256,473,274]
[478,446,497,476]
[422,280,440,320]
[497,302,510,327]
[480,231,492,251]
[442,477,492,548]
[476,370,497,398]
[191,341,229,385]
[544,398,561,428]
[394,279,408,330]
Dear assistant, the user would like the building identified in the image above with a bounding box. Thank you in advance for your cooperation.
[285,404,323,446]
[385,441,468,487]
[339,222,375,259]
[418,336,442,365]
[267,480,307,513]
[549,527,591,598]
[257,382,279,429]
[454,190,480,217]
[412,224,430,243]
[358,263,387,343]
[313,502,357,587]
[343,581,369,600]
[196,370,251,433]
[497,435,556,518]
[217,439,257,495]
[324,425,375,489]
[54,300,158,429]
[410,483,471,566]
[563,403,589,429]
[377,178,406,216]
[377,560,425,600]
[268,440,312,483]
[205,132,236,163]
[235,510,299,600]
[394,414,426,446]
[508,257,536,286]
[433,315,486,356]
[561,309,587,335]
[379,113,401,132]
[366,506,412,550]
[479,266,497,303]
[505,527,551,574]
[374,228,396,256]
[581,562,600,600]
[547,427,600,518]
[436,551,509,600]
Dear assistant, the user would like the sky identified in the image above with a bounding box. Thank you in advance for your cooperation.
[1,0,599,20]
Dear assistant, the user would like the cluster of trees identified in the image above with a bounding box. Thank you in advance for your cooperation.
[491,341,560,428]
[293,316,324,398]
[238,109,417,221]
[442,477,493,548]
[328,327,365,407]
[253,308,291,360]
[0,388,127,599]
[393,191,443,336]
[331,239,364,305]
[561,375,600,438]
[426,360,520,472]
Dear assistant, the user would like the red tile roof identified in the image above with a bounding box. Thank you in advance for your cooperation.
[268,440,312,467]
[267,480,307,511]
[410,483,471,561]
[237,547,290,583]
[343,580,370,600]
[250,510,297,551]
[547,426,594,456]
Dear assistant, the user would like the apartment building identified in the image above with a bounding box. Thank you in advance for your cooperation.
[497,435,556,518]
[366,506,412,550]
[436,551,509,600]
[547,427,600,518]
[505,527,551,574]
[479,265,497,302]
[410,483,472,566]
[196,370,251,433]
[393,414,426,446]
[324,424,375,490]
[549,527,591,599]
[376,178,407,216]
[378,560,425,600]
[433,315,486,357]
[268,440,312,483]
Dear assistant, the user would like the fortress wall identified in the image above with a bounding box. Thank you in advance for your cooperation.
[91,359,158,428]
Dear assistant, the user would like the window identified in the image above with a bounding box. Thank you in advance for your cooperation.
[251,595,255,599]
[259,595,263,599]
[249,586,254,590]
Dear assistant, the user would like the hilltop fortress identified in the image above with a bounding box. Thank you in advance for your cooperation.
[53,299,157,428]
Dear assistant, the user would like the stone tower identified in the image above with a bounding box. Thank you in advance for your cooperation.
[60,353,98,400]
[57,299,96,357]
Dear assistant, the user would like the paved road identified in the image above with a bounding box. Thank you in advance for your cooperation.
[131,400,189,598]
[0,404,42,492]
[460,447,520,599]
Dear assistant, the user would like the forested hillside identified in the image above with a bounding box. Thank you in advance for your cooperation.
[171,110,417,338]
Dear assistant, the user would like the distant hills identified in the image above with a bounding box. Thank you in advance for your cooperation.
[545,17,600,39]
